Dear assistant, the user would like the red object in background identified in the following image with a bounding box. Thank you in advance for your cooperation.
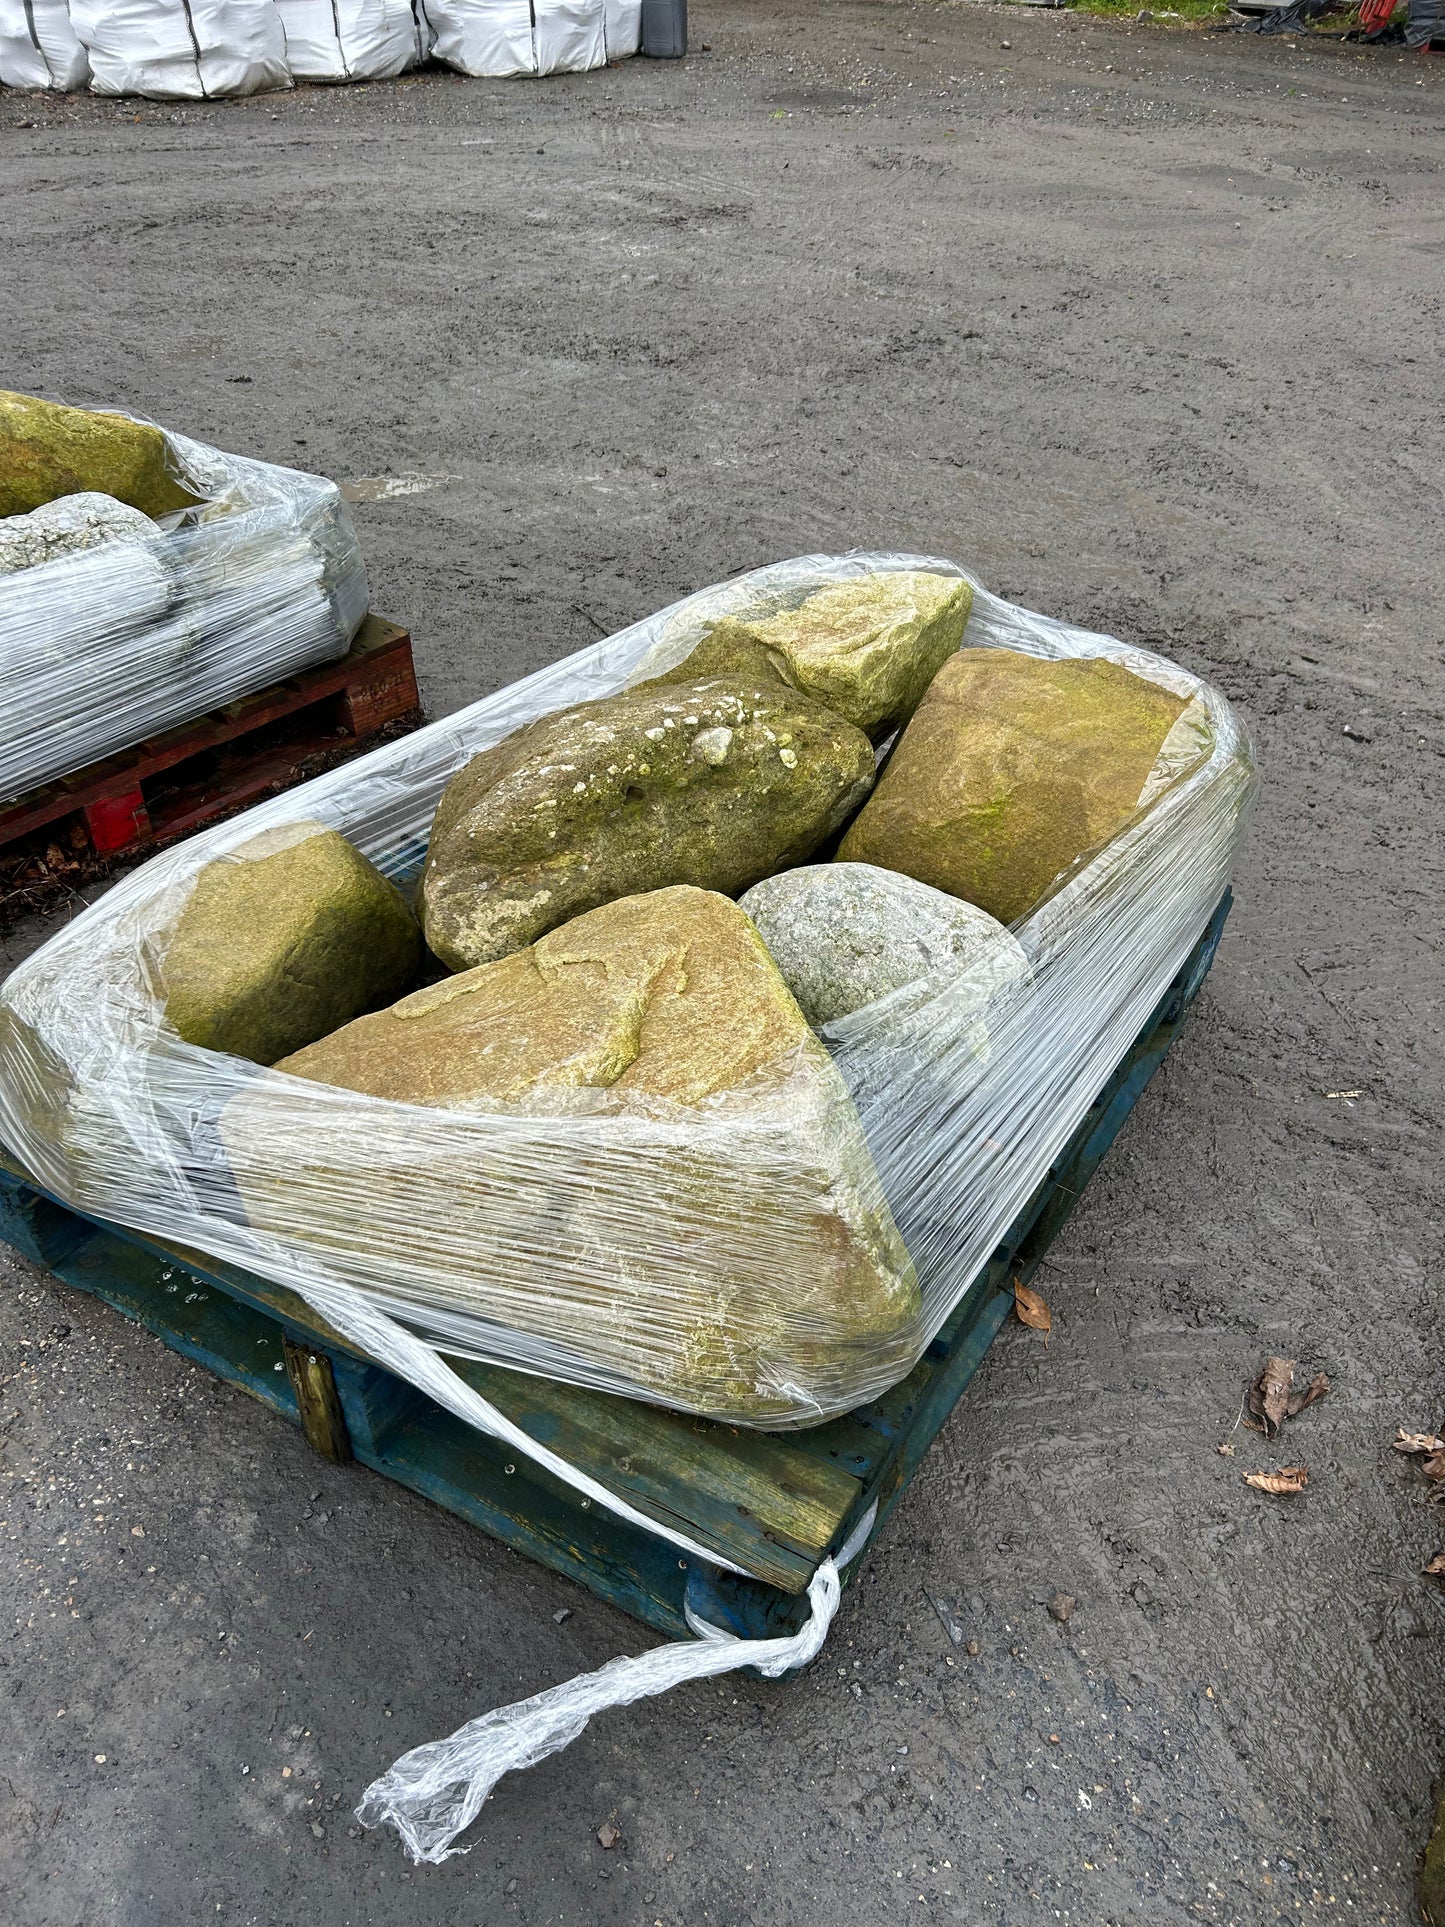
[1358,0,1398,29]
[82,789,152,856]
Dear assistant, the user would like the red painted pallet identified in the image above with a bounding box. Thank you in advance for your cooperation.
[0,616,421,876]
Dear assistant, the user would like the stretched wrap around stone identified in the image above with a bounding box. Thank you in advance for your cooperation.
[240,887,920,1420]
[838,648,1191,924]
[420,660,876,970]
[0,491,158,579]
[161,822,423,1066]
[0,389,201,520]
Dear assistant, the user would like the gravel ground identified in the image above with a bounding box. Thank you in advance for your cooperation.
[2,4,1443,1923]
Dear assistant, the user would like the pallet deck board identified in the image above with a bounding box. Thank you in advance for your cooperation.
[0,893,1230,1639]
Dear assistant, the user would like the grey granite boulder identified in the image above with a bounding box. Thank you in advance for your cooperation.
[740,861,1029,1030]
[0,490,157,579]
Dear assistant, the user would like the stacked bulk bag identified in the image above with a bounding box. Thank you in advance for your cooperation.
[0,0,89,89]
[272,0,428,81]
[66,0,290,96]
[420,0,638,77]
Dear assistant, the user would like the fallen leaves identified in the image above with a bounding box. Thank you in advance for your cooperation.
[1013,1279,1051,1339]
[1244,1358,1329,1439]
[1394,1427,1445,1500]
[1243,1466,1309,1497]
[1424,1553,1445,1580]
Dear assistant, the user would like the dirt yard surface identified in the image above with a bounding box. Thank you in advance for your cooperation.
[2,5,1442,1922]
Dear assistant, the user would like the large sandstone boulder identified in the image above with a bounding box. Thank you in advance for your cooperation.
[657,570,972,741]
[161,822,423,1066]
[837,649,1191,924]
[740,861,1029,1029]
[233,887,920,1422]
[0,391,201,520]
[0,491,158,578]
[419,656,876,971]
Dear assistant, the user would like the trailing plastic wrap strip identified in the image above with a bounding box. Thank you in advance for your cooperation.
[0,411,366,800]
[0,0,90,88]
[356,1503,878,1863]
[0,552,1254,1445]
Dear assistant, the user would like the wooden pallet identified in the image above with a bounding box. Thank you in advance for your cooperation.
[0,615,421,864]
[0,894,1231,1641]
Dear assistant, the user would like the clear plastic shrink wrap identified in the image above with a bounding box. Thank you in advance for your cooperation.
[0,400,367,800]
[0,548,1253,1428]
[0,552,1254,1855]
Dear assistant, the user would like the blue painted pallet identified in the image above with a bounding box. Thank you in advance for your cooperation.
[0,893,1230,1642]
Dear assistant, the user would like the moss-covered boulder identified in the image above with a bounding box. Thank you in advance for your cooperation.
[837,649,1190,924]
[239,886,921,1422]
[665,570,971,742]
[0,390,201,520]
[161,822,423,1065]
[420,658,876,971]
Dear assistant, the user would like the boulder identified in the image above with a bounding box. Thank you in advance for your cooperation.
[243,886,921,1421]
[420,657,876,970]
[740,861,1029,1029]
[0,390,200,520]
[161,821,423,1066]
[0,491,158,579]
[837,649,1190,924]
[661,570,972,741]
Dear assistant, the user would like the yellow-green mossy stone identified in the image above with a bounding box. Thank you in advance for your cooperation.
[0,390,201,519]
[680,570,972,742]
[240,886,919,1423]
[420,657,876,971]
[161,822,423,1066]
[837,648,1190,924]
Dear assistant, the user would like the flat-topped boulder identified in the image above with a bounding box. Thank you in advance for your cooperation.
[246,887,920,1421]
[837,648,1191,924]
[0,390,201,520]
[161,822,423,1066]
[420,657,875,970]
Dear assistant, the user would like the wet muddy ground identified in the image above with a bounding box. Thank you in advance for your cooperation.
[2,3,1443,1921]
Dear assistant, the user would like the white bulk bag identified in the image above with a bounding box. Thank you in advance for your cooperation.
[424,0,639,77]
[69,0,290,97]
[273,0,428,80]
[0,0,91,89]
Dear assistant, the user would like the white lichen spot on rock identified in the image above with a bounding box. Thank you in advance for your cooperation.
[778,747,798,769]
[691,727,734,767]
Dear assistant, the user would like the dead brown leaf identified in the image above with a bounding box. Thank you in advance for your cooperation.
[1286,1371,1329,1418]
[1243,1466,1309,1497]
[1423,1453,1445,1484]
[1013,1279,1051,1338]
[1245,1357,1296,1439]
[1424,1553,1445,1579]
[1393,1429,1445,1455]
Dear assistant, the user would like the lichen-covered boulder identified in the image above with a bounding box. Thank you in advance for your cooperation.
[663,570,972,742]
[419,658,876,971]
[233,886,921,1421]
[740,861,1029,1029]
[0,491,157,579]
[837,649,1190,924]
[0,390,200,520]
[161,822,423,1066]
